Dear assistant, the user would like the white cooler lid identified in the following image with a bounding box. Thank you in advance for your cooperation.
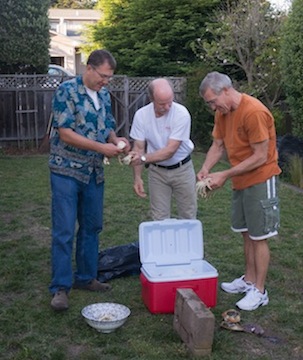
[139,219,204,266]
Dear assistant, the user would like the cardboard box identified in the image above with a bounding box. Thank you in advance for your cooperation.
[139,219,218,314]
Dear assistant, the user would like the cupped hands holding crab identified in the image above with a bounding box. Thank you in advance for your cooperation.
[127,151,144,166]
[103,139,132,165]
[198,170,229,189]
[118,149,140,166]
[196,168,229,198]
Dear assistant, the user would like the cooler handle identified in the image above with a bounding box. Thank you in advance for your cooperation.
[173,285,199,292]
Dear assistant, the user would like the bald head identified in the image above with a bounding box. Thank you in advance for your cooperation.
[148,78,174,117]
[148,78,174,100]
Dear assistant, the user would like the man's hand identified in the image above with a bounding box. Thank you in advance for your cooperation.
[207,171,228,189]
[197,167,210,181]
[133,178,147,198]
[130,151,144,166]
[100,143,124,158]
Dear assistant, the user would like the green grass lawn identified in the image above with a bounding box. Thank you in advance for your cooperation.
[0,153,302,360]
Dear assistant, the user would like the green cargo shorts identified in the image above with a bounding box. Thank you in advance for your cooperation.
[231,176,280,240]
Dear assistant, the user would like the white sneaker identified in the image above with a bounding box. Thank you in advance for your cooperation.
[236,287,269,311]
[221,275,254,294]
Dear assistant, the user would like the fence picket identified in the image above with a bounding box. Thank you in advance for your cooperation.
[0,74,186,149]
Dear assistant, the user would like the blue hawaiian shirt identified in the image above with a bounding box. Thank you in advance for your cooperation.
[49,76,116,184]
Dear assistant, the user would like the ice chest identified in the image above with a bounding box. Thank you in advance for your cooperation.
[139,219,218,314]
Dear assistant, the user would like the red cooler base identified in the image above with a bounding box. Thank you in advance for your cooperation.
[140,273,218,314]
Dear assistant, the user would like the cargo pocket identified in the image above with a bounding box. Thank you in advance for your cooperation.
[260,197,280,233]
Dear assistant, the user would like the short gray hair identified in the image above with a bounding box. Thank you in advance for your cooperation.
[199,71,233,96]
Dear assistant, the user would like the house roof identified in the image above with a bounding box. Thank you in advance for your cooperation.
[48,8,102,21]
[49,30,82,47]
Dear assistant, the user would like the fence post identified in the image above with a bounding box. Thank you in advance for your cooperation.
[0,75,186,146]
[123,76,130,139]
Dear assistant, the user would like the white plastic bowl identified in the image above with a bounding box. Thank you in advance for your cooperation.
[81,303,131,333]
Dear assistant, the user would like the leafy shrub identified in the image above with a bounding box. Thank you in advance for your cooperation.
[185,66,216,151]
[288,154,303,188]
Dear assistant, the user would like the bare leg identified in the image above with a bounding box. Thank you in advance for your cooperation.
[252,239,270,293]
[243,232,256,283]
[242,231,270,293]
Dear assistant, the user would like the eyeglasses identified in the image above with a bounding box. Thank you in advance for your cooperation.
[204,90,223,107]
[205,97,218,106]
[92,66,113,81]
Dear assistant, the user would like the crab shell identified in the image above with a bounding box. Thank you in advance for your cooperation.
[117,141,126,150]
[220,321,244,332]
[119,154,133,165]
[222,309,241,323]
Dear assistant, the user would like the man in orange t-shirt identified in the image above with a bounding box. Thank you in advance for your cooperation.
[197,72,281,311]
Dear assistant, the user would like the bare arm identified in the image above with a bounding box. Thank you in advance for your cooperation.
[209,140,269,189]
[132,140,147,198]
[58,128,124,158]
[144,139,181,163]
[197,138,225,180]
[131,139,181,166]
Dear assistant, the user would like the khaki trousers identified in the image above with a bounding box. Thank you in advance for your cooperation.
[148,160,197,220]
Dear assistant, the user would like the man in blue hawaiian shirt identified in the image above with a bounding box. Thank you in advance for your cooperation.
[49,49,130,311]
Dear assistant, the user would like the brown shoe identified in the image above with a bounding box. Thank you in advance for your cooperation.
[73,279,112,292]
[51,290,69,311]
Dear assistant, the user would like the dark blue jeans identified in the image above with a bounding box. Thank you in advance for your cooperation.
[49,172,104,294]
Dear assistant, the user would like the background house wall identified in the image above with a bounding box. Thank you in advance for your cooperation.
[48,9,102,75]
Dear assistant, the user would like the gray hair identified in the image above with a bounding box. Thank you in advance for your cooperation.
[199,71,233,96]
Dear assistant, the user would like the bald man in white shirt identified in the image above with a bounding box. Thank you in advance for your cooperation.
[130,78,197,220]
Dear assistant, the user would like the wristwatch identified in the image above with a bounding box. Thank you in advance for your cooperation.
[140,155,147,164]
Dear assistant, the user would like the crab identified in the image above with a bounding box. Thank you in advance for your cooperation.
[103,157,110,165]
[196,177,213,198]
[116,140,135,165]
[103,140,132,165]
[222,309,241,323]
[117,140,127,150]
[118,154,134,165]
[220,308,265,335]
[220,321,244,332]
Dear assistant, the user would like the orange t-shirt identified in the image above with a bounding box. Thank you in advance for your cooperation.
[212,94,281,190]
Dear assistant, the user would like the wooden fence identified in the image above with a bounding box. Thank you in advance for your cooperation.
[0,74,186,149]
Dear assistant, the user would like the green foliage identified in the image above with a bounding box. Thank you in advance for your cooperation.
[186,65,217,150]
[82,0,229,147]
[280,0,303,138]
[271,107,287,136]
[193,0,285,110]
[289,155,303,188]
[51,0,97,8]
[0,0,50,74]
[285,154,303,189]
[85,0,222,76]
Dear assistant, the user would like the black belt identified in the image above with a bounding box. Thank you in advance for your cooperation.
[152,155,191,170]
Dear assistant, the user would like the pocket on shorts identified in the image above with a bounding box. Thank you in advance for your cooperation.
[260,197,280,233]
